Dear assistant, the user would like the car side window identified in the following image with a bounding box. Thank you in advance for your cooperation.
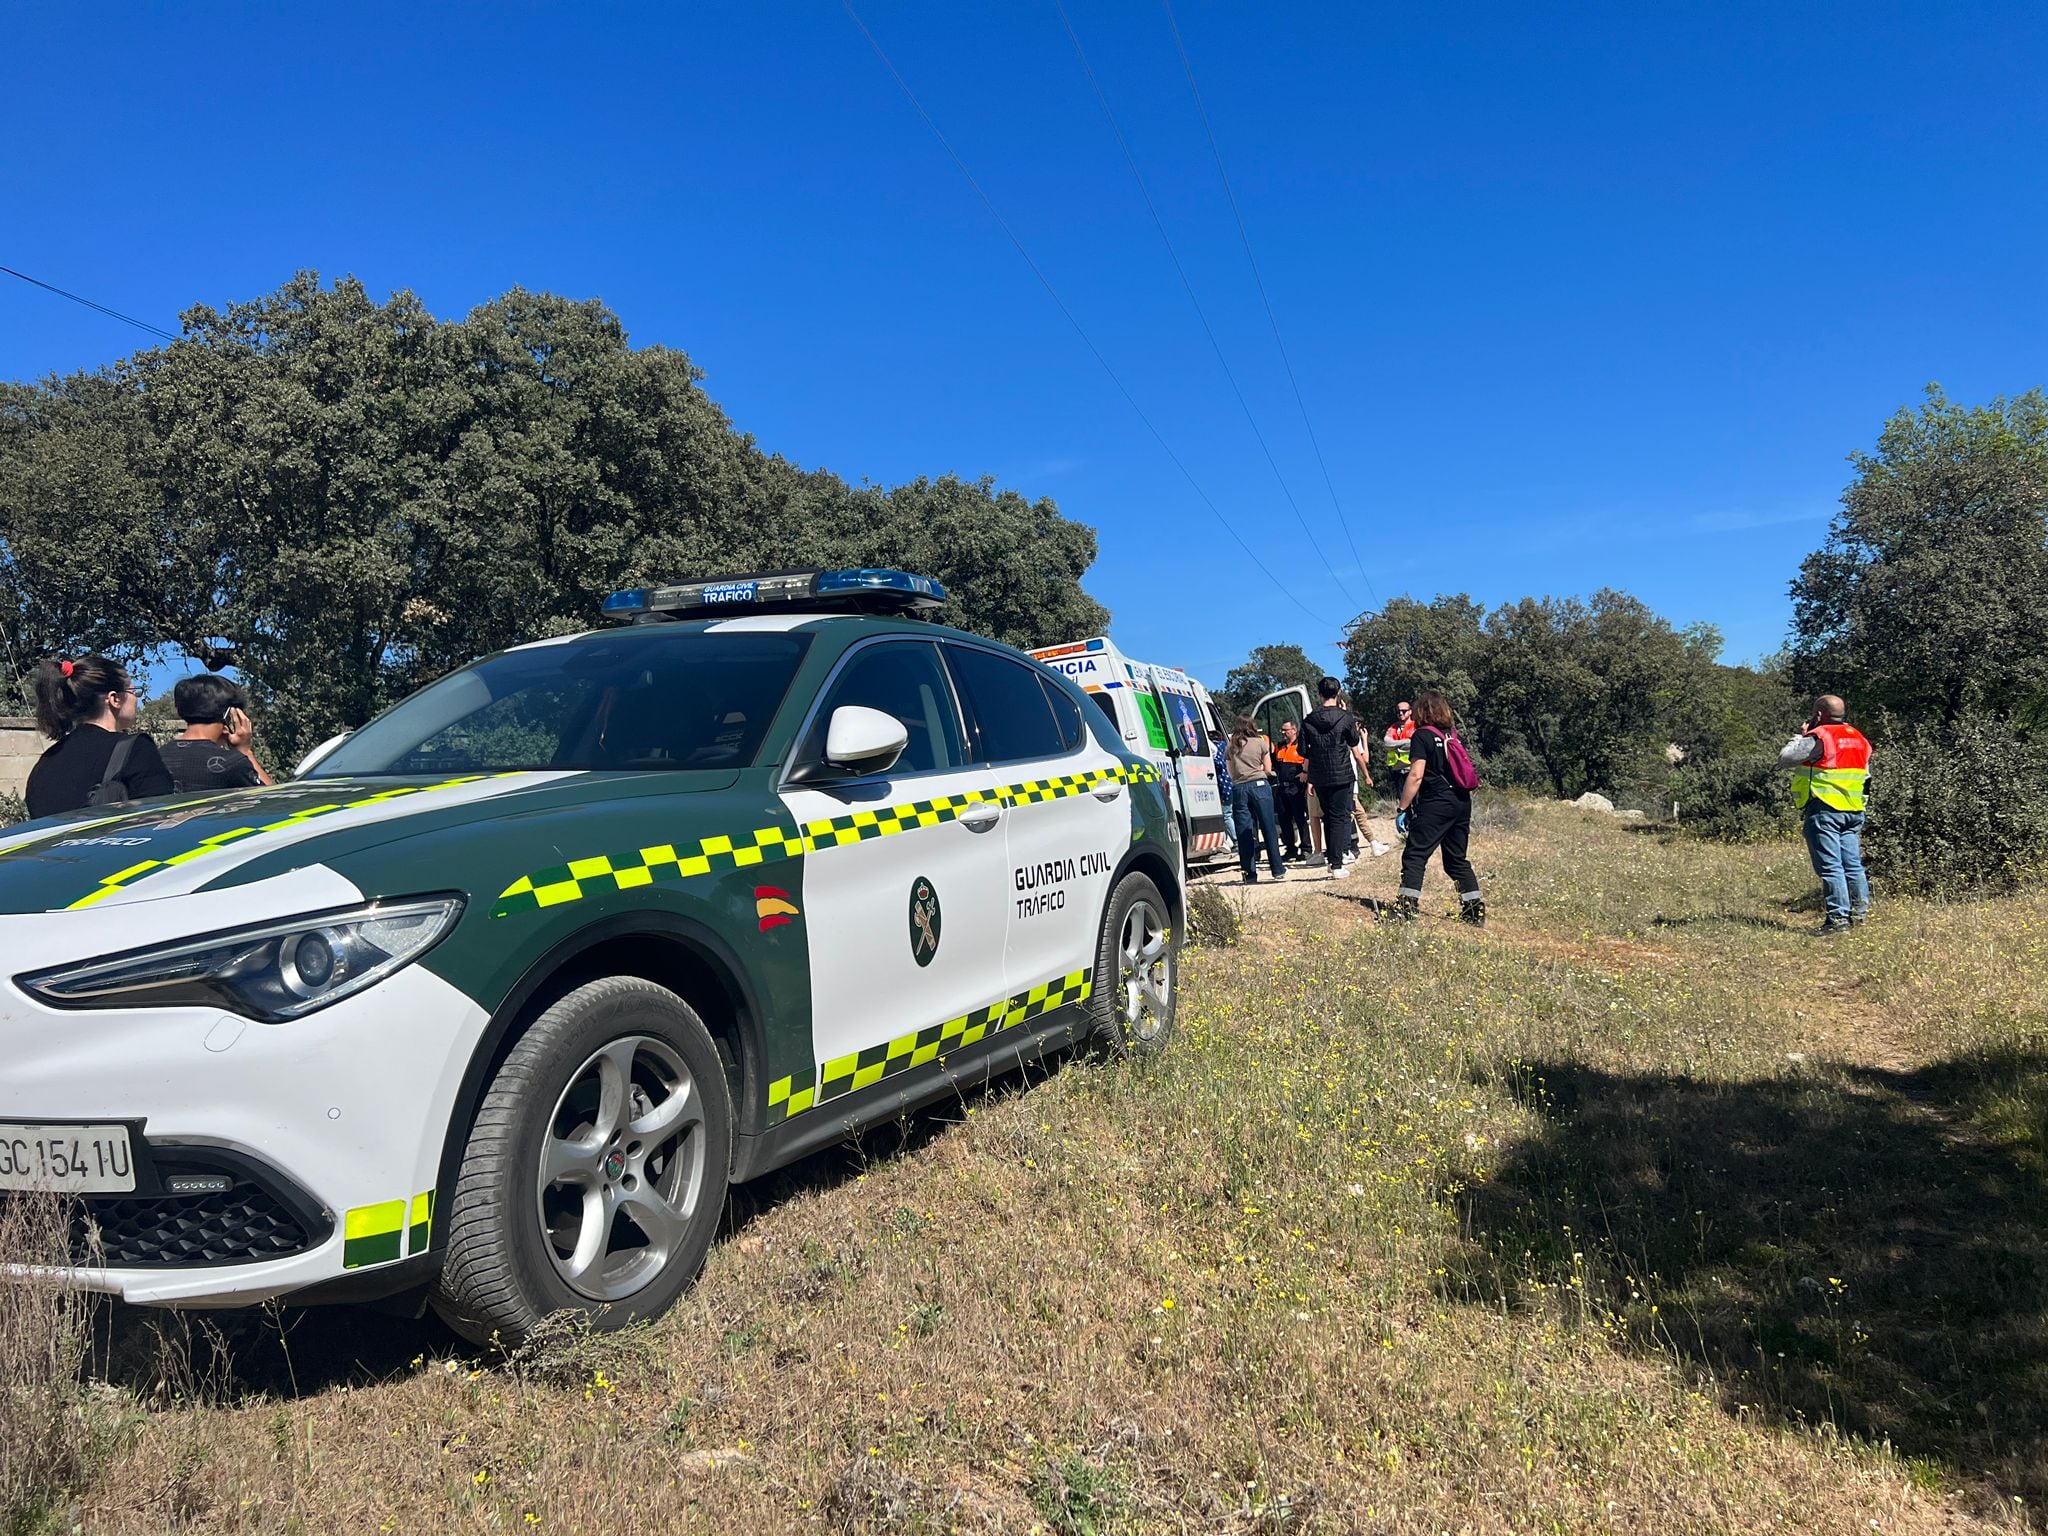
[805,641,964,775]
[947,646,1069,764]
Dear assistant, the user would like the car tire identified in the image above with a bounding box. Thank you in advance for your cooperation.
[1088,872,1178,1058]
[431,976,732,1347]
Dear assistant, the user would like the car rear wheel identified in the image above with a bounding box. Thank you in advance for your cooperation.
[431,976,731,1346]
[1089,872,1178,1057]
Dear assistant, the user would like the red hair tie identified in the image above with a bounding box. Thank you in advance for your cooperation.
[58,659,74,678]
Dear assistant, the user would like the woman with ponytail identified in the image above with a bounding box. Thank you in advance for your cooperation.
[25,655,174,819]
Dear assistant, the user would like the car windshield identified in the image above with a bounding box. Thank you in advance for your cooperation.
[306,630,813,777]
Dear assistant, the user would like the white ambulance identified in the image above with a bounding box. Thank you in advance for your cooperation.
[1029,638,1236,861]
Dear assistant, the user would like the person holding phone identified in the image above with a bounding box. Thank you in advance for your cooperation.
[161,674,274,793]
[1778,693,1871,935]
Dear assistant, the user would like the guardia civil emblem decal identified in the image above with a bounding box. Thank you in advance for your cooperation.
[908,877,942,967]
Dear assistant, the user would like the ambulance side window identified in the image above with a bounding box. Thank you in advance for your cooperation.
[947,646,1068,765]
[1087,693,1120,733]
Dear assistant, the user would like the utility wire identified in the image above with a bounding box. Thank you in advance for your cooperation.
[0,264,180,344]
[1159,0,1376,617]
[841,0,1333,630]
[1054,0,1360,613]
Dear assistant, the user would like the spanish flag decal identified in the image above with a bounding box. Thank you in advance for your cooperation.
[755,886,799,931]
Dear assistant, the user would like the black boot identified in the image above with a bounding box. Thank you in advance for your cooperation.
[1461,898,1487,928]
[1386,894,1420,922]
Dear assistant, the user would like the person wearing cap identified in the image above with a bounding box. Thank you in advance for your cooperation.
[160,674,273,793]
[1779,693,1872,936]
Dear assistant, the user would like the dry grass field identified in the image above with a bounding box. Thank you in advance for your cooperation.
[9,799,2048,1533]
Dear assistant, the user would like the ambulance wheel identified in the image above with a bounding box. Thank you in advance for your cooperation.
[431,977,732,1348]
[1089,873,1178,1058]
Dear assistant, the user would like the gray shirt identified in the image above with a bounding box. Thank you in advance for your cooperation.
[1778,733,1822,768]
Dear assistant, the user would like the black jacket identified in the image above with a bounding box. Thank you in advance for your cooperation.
[1299,705,1362,787]
[26,725,174,820]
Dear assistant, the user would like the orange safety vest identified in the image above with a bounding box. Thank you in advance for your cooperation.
[1384,719,1416,768]
[1793,721,1871,813]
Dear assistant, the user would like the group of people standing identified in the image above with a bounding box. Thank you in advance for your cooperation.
[24,654,271,821]
[1216,676,1486,926]
[1210,672,1876,941]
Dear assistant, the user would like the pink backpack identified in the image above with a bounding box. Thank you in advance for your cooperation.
[1424,726,1481,791]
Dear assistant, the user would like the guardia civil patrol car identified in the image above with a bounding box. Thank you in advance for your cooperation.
[0,570,1180,1342]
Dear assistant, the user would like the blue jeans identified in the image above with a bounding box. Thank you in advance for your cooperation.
[1233,781,1285,877]
[1802,807,1870,922]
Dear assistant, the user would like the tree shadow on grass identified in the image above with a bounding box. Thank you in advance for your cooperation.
[1453,1050,2048,1512]
[92,1042,1083,1401]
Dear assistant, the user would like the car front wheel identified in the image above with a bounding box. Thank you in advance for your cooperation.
[431,976,732,1346]
[1089,872,1178,1057]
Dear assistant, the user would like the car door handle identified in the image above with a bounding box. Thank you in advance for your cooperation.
[1092,782,1125,802]
[960,808,1002,833]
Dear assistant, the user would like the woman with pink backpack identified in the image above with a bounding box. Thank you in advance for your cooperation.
[1390,690,1485,926]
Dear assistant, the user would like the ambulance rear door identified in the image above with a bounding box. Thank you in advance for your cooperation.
[1253,685,1313,743]
[1144,667,1228,860]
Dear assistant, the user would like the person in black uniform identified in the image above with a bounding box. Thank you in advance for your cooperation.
[25,654,174,819]
[1391,690,1484,925]
[160,674,273,793]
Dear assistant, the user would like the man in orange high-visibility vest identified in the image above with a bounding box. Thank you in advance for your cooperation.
[1779,693,1872,936]
[1383,701,1417,780]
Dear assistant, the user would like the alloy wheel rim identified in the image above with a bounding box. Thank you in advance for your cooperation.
[1118,898,1173,1042]
[535,1034,707,1302]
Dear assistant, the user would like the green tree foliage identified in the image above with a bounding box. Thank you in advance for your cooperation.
[1669,752,1799,843]
[824,477,1109,651]
[1791,386,2048,728]
[1339,595,1488,731]
[0,273,1107,764]
[1863,711,2048,895]
[1341,590,1778,802]
[1787,387,2048,891]
[1217,643,1323,720]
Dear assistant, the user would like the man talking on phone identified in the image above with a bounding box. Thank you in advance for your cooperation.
[1779,693,1871,936]
[161,674,274,792]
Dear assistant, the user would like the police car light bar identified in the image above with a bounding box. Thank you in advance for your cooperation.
[601,568,947,622]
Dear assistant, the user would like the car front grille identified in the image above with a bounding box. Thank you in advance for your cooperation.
[75,1185,315,1268]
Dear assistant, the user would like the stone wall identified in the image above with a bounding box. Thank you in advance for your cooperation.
[0,717,43,801]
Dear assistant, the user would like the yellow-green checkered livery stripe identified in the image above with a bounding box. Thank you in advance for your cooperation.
[997,765,1143,806]
[770,968,1092,1120]
[802,787,998,848]
[765,1065,820,1125]
[343,1188,435,1268]
[66,774,509,911]
[490,761,1160,919]
[492,823,808,917]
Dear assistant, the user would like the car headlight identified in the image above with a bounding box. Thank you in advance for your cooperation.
[18,896,465,1023]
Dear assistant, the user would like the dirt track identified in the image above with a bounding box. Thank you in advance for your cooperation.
[1186,809,1403,916]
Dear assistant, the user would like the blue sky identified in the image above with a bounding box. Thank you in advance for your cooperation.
[6,2,2044,683]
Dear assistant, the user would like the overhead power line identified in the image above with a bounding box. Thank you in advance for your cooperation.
[840,0,1333,630]
[1053,0,1361,613]
[1159,0,1376,615]
[0,264,180,343]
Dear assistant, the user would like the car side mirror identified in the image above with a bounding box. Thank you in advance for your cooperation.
[822,706,908,776]
[293,731,352,779]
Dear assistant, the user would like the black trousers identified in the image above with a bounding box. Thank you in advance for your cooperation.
[1311,781,1355,869]
[1273,778,1312,856]
[1399,794,1480,900]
